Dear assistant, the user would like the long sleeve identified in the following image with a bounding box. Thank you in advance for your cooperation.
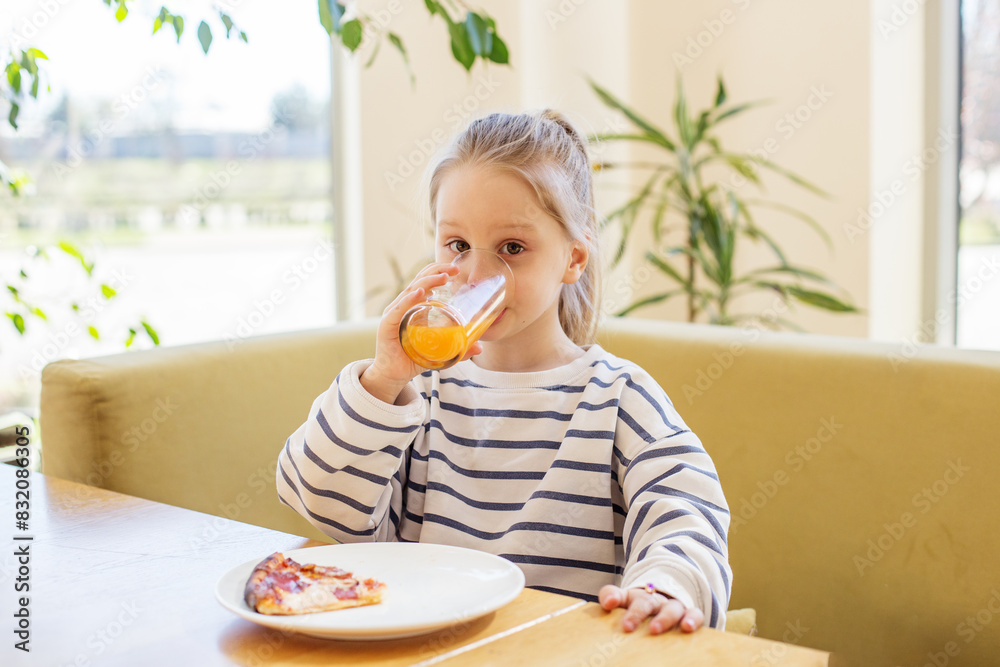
[276,360,426,542]
[613,370,732,629]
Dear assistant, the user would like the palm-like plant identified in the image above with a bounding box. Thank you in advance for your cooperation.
[590,76,859,328]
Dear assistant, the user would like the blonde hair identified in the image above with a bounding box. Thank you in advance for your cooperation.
[426,110,602,345]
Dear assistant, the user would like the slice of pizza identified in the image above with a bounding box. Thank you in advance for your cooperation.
[244,551,387,615]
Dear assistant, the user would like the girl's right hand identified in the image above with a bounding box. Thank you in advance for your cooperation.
[360,262,482,404]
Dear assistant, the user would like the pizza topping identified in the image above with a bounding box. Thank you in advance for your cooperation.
[244,551,386,615]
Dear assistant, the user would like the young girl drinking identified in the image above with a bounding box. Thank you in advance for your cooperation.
[277,110,732,633]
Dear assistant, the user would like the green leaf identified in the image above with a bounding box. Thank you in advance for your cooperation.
[489,34,509,64]
[387,32,414,85]
[115,2,128,22]
[465,12,491,56]
[8,102,19,131]
[714,76,727,107]
[589,79,675,151]
[448,22,475,70]
[125,328,137,348]
[58,241,94,275]
[744,198,833,249]
[101,283,117,299]
[26,48,48,61]
[142,320,160,345]
[674,76,692,148]
[7,64,21,93]
[645,251,688,285]
[341,19,363,51]
[240,31,248,43]
[172,15,184,42]
[711,101,763,125]
[785,286,859,312]
[8,313,25,334]
[31,306,47,321]
[748,157,828,197]
[7,285,19,299]
[318,0,346,35]
[197,21,213,53]
[616,290,686,317]
[220,12,234,38]
[88,325,100,340]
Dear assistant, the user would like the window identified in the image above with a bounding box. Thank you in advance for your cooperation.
[959,0,1000,350]
[1,1,335,411]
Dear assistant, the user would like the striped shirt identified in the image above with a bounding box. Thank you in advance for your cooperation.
[276,344,732,628]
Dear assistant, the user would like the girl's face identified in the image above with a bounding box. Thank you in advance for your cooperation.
[434,165,588,345]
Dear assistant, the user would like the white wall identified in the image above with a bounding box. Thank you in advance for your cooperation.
[344,0,948,342]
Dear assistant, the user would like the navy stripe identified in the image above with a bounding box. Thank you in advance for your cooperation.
[627,462,720,508]
[428,481,523,511]
[628,445,710,472]
[403,508,424,525]
[565,428,616,440]
[423,513,615,541]
[592,358,628,372]
[623,376,683,430]
[550,459,611,474]
[530,489,611,507]
[336,389,421,434]
[315,408,405,459]
[612,434,696,469]
[649,486,730,516]
[642,503,728,549]
[502,553,617,574]
[284,451,378,514]
[430,419,561,450]
[618,407,657,444]
[439,376,490,389]
[422,396,620,421]
[277,464,376,537]
[626,507,690,560]
[529,584,598,603]
[289,439,393,486]
[413,448,547,480]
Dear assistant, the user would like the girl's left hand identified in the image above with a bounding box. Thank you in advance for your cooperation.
[598,585,704,635]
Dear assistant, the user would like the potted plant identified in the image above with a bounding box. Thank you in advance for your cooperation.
[590,76,859,328]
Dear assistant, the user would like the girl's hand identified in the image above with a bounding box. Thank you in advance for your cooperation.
[598,584,704,635]
[361,262,483,403]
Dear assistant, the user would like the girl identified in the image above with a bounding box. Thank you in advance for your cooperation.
[277,110,732,634]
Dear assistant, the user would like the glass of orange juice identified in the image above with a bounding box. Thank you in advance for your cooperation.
[398,249,514,370]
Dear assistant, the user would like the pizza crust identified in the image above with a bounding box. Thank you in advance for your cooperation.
[244,552,387,615]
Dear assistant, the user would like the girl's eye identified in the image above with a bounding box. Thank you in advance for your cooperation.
[447,240,470,253]
[501,242,524,255]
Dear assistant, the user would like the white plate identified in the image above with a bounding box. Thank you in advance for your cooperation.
[215,542,525,640]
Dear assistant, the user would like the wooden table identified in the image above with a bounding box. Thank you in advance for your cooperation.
[0,467,829,666]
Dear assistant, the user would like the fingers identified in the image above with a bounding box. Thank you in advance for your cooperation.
[598,585,703,635]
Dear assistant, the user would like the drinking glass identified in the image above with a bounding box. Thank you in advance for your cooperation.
[398,249,514,370]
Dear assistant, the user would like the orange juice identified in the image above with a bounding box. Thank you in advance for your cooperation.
[401,324,467,366]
